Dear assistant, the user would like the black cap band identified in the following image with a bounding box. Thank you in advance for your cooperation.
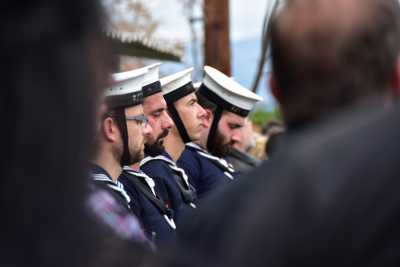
[164,82,195,105]
[142,81,162,98]
[106,91,143,110]
[198,84,250,117]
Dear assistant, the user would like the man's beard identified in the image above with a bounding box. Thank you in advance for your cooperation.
[128,148,144,165]
[209,129,231,158]
[144,129,169,157]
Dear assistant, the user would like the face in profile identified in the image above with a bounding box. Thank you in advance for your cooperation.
[125,105,152,164]
[174,92,206,142]
[142,93,173,156]
[210,111,245,157]
[231,118,253,152]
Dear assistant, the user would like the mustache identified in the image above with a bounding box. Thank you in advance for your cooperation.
[157,128,169,141]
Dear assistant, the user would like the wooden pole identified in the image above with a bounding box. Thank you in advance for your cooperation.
[204,0,231,75]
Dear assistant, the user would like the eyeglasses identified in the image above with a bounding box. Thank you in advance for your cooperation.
[125,114,149,127]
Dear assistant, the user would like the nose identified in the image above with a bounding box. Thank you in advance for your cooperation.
[231,130,241,144]
[142,121,153,136]
[162,112,174,130]
[196,104,207,119]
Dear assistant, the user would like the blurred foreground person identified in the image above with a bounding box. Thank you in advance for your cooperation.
[270,0,400,132]
[262,121,285,158]
[0,1,150,267]
[167,100,400,267]
[177,66,262,200]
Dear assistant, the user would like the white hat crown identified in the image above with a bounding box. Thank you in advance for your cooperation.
[106,67,148,97]
[142,62,161,86]
[202,66,263,113]
[161,67,194,95]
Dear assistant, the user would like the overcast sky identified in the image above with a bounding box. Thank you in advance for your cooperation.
[150,0,269,42]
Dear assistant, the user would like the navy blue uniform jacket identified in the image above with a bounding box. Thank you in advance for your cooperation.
[119,168,176,245]
[177,143,236,200]
[140,151,196,225]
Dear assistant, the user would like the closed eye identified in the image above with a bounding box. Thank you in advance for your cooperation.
[152,108,165,117]
[188,99,197,106]
[228,123,243,130]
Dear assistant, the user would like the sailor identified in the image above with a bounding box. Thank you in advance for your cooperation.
[119,64,177,245]
[90,67,151,244]
[158,68,208,204]
[137,65,198,225]
[226,117,262,173]
[177,66,262,200]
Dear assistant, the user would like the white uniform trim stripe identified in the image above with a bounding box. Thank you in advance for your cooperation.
[122,167,157,196]
[186,143,235,174]
[122,166,176,229]
[92,173,131,204]
[141,155,191,188]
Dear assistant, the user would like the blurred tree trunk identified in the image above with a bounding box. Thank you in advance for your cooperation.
[204,0,231,75]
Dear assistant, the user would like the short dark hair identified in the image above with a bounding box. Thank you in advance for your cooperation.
[270,0,400,128]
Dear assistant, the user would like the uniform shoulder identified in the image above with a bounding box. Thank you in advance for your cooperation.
[141,157,173,178]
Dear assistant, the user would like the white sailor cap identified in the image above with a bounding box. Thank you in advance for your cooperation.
[142,63,162,97]
[198,66,263,117]
[105,67,148,109]
[161,67,196,105]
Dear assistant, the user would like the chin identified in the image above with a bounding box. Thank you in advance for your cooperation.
[190,135,200,143]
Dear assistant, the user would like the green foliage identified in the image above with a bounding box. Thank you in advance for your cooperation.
[249,108,282,127]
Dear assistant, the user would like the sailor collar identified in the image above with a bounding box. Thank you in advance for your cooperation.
[123,166,177,229]
[186,142,235,180]
[90,165,131,205]
[122,166,156,195]
[141,154,197,208]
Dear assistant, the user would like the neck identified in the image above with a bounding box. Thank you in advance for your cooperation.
[164,132,186,162]
[197,136,208,151]
[129,162,140,171]
[93,147,122,182]
[198,127,210,151]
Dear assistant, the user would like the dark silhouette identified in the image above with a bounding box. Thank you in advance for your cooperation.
[0,1,149,266]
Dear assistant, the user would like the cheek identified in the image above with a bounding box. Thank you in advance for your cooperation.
[180,108,190,126]
[218,122,229,136]
[190,111,201,129]
[148,117,157,129]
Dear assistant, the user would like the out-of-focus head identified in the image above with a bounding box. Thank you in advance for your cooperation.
[270,0,400,129]
[231,117,254,152]
[197,66,262,156]
[102,67,150,165]
[162,68,206,143]
[140,63,173,156]
[1,1,117,266]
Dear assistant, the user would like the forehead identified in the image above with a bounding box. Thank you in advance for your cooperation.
[143,93,167,109]
[175,92,197,106]
[221,111,245,124]
[125,104,143,116]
